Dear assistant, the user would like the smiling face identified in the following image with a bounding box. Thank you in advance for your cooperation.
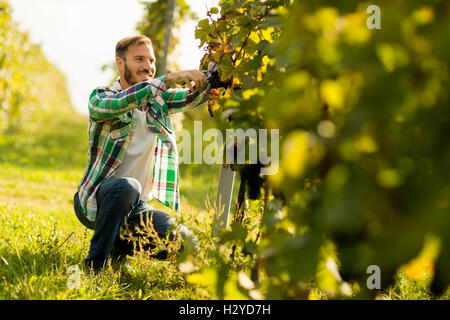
[116,42,156,89]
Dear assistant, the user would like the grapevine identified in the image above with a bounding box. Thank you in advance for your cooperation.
[191,0,450,300]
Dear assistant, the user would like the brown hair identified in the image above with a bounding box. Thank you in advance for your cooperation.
[115,35,152,59]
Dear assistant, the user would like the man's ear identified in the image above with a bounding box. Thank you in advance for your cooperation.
[116,56,124,72]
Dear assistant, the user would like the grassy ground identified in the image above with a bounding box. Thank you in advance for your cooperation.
[0,112,447,300]
[0,113,219,299]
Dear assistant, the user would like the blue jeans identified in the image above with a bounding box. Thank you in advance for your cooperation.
[74,177,198,271]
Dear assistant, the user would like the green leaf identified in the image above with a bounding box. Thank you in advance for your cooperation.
[261,15,282,29]
[198,18,211,30]
[231,0,247,10]
[241,55,263,73]
[195,28,208,46]
[220,55,234,81]
[255,40,271,54]
[220,221,248,243]
[217,19,229,32]
[224,273,249,300]
[237,15,252,26]
[186,267,217,287]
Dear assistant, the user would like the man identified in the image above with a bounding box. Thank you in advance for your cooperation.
[73,35,211,273]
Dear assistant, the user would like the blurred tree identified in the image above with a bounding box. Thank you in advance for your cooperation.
[137,0,197,75]
[0,0,72,132]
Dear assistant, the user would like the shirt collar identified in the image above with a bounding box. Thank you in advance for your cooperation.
[111,78,123,92]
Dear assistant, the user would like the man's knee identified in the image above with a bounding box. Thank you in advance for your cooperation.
[118,177,142,204]
[98,177,142,211]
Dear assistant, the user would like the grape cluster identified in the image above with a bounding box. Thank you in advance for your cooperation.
[202,68,232,89]
[202,62,243,117]
[240,163,265,200]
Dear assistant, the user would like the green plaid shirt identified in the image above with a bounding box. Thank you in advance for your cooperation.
[76,76,210,222]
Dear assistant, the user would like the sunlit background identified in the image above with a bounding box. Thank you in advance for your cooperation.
[1,0,448,300]
[9,0,218,115]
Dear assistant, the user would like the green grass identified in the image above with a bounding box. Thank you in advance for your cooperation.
[0,112,447,300]
[0,113,218,300]
[381,272,435,300]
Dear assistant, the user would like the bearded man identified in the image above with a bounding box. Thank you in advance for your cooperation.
[74,35,210,273]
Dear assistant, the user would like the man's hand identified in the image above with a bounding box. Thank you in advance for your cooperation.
[165,70,207,92]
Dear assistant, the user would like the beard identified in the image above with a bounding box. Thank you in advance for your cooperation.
[124,63,138,86]
[124,62,151,86]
